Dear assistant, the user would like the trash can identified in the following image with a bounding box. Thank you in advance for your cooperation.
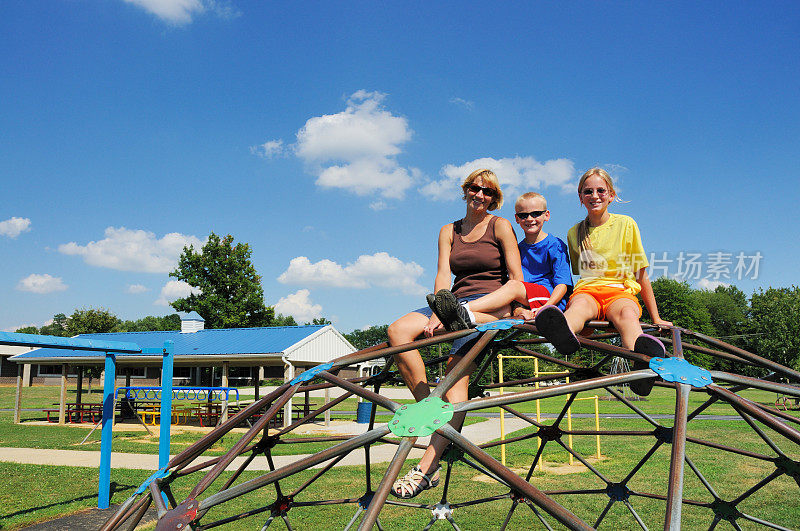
[356,401,374,423]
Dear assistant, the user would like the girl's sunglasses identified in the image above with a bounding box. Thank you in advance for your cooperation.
[467,184,497,198]
[515,210,546,219]
[581,187,608,196]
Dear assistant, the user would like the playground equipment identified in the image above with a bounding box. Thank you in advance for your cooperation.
[98,320,800,530]
[497,352,601,468]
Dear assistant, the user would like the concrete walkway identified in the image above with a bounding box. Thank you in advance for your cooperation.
[0,417,531,472]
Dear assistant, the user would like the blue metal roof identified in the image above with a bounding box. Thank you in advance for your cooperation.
[178,311,204,321]
[10,325,327,360]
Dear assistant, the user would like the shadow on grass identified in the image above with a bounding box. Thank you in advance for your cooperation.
[0,481,137,524]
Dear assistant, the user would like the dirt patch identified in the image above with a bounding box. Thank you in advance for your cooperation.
[471,456,608,482]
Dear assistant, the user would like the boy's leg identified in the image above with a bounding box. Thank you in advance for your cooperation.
[388,312,433,401]
[465,280,527,321]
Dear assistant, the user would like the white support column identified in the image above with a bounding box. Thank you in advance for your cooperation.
[283,360,294,428]
[221,361,229,423]
[14,364,23,424]
[22,363,32,387]
[58,364,68,425]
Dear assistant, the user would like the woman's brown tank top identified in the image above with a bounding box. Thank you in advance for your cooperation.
[449,216,508,298]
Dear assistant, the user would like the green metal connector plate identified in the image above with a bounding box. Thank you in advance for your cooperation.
[389,397,454,437]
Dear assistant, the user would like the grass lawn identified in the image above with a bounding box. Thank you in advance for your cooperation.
[1,383,798,529]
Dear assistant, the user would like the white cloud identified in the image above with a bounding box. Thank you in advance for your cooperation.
[449,97,474,110]
[0,217,31,238]
[17,274,68,294]
[696,278,730,290]
[58,227,204,273]
[155,280,201,306]
[273,289,323,323]
[278,252,426,295]
[127,284,150,294]
[421,156,576,201]
[369,200,389,211]
[294,90,419,199]
[250,139,285,159]
[123,0,239,25]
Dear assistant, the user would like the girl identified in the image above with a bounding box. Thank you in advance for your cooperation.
[534,168,671,394]
[387,169,522,498]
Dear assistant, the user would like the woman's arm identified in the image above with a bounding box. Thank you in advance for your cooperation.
[495,217,523,281]
[637,268,672,327]
[422,224,455,337]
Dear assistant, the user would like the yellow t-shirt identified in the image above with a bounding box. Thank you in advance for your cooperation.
[566,213,649,295]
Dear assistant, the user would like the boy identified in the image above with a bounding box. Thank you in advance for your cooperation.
[430,192,573,329]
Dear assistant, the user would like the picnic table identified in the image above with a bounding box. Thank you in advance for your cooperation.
[45,402,103,423]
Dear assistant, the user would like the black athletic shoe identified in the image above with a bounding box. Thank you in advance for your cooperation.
[434,289,472,331]
[534,305,580,354]
[630,333,667,397]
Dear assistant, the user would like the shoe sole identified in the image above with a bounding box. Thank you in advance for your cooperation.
[534,306,579,354]
[630,334,666,397]
[435,290,469,331]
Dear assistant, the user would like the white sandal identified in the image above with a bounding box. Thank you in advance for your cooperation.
[390,465,441,499]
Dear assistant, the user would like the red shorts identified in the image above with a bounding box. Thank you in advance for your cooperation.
[523,282,551,309]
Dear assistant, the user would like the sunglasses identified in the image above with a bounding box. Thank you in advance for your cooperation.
[515,210,547,219]
[581,187,609,196]
[466,184,497,198]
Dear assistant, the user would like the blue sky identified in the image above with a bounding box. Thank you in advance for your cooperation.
[1,1,798,334]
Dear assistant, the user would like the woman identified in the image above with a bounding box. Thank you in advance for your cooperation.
[388,168,522,498]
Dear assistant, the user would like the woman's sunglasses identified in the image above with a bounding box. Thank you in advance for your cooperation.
[515,210,547,219]
[466,184,497,198]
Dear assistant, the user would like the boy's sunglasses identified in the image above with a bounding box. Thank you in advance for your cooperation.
[466,184,497,198]
[515,210,547,219]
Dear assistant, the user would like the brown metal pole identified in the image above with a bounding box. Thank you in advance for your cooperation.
[664,327,689,530]
[190,383,299,498]
[357,437,416,530]
[664,383,690,530]
[681,328,800,381]
[436,424,592,530]
[456,370,654,413]
[431,329,499,400]
[197,426,392,511]
[708,385,800,445]
[317,371,399,412]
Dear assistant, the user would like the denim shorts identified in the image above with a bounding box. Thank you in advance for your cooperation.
[412,293,485,358]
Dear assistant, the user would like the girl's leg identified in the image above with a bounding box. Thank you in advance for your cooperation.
[388,312,432,401]
[466,280,527,323]
[604,298,644,350]
[563,294,599,333]
[416,354,474,474]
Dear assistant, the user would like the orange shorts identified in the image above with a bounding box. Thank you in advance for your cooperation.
[567,285,641,320]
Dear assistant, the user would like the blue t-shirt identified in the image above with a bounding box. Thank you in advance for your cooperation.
[519,233,573,310]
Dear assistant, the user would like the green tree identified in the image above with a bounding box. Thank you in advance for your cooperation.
[67,308,122,335]
[308,317,332,325]
[120,314,181,332]
[272,314,298,326]
[345,325,389,350]
[39,313,69,337]
[749,286,800,371]
[15,326,39,334]
[169,233,274,329]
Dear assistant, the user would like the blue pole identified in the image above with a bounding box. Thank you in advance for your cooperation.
[98,352,116,509]
[158,340,174,469]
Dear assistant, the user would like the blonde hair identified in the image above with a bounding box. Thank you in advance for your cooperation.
[515,192,547,210]
[462,169,503,210]
[576,168,620,251]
